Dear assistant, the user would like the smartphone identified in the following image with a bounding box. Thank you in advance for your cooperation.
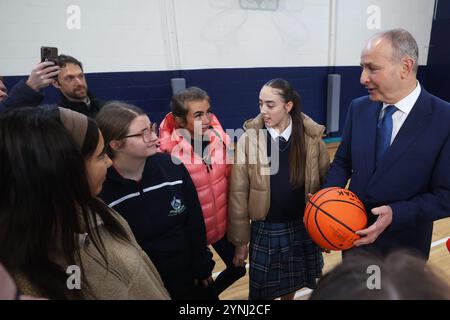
[40,46,58,64]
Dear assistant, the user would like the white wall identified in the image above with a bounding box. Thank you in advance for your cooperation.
[0,0,169,75]
[335,0,435,66]
[0,0,435,76]
[173,0,331,69]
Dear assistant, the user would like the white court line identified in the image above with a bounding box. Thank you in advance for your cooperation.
[294,288,313,299]
[295,236,450,299]
[213,236,450,299]
[431,236,449,248]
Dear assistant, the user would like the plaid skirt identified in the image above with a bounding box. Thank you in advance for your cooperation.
[249,220,323,300]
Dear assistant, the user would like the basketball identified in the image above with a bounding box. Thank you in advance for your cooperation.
[304,187,367,251]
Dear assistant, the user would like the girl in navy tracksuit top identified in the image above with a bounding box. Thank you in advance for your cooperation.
[96,101,215,300]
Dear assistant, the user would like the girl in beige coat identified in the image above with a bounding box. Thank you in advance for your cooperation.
[228,79,330,300]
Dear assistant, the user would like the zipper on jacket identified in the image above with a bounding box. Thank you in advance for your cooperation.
[204,159,217,243]
[203,160,213,173]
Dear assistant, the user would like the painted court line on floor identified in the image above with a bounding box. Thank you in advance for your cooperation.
[212,236,450,299]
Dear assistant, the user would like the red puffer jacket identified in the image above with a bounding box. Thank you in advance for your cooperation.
[159,113,231,245]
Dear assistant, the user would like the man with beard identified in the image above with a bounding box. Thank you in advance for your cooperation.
[53,55,105,117]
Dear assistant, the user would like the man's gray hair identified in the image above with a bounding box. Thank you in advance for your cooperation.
[374,28,419,73]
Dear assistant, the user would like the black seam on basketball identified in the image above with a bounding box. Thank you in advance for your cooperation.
[304,204,311,234]
[318,199,366,230]
[319,198,366,213]
[305,187,340,234]
[307,192,365,214]
[314,209,340,250]
[308,200,363,234]
[304,202,315,235]
[306,203,319,237]
[306,198,321,234]
[309,187,340,204]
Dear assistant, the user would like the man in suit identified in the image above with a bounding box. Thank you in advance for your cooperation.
[325,29,450,259]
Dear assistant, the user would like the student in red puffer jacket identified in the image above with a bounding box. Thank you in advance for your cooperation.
[159,87,246,297]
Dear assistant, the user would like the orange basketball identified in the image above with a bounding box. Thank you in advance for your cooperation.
[304,187,367,251]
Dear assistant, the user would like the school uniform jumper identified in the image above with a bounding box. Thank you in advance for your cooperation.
[99,152,215,299]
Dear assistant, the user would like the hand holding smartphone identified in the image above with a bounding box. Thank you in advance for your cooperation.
[38,46,59,82]
[25,47,60,91]
[40,46,58,64]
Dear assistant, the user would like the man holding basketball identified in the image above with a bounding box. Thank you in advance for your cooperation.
[324,29,450,259]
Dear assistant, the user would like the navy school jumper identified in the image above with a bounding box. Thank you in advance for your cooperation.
[99,153,215,299]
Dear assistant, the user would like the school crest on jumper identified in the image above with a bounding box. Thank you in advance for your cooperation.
[169,196,186,216]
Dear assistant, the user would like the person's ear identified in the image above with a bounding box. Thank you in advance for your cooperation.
[109,140,123,152]
[174,115,186,128]
[285,101,294,113]
[52,79,60,89]
[400,56,415,78]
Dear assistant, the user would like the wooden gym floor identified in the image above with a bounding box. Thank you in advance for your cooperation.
[213,142,450,300]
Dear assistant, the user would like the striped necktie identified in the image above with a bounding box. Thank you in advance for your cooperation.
[376,105,397,166]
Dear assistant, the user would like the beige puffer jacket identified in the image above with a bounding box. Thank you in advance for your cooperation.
[228,113,330,246]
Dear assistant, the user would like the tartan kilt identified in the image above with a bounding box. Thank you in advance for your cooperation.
[249,220,323,300]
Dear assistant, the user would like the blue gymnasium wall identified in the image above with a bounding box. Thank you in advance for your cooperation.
[3,67,362,134]
[4,64,430,137]
[422,0,450,103]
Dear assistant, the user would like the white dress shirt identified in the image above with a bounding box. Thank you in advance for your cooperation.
[267,115,292,141]
[380,81,421,145]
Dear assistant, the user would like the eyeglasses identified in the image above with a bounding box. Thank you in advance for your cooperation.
[123,122,158,143]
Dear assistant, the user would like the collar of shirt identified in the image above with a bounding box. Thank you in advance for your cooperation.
[382,81,421,117]
[267,115,292,141]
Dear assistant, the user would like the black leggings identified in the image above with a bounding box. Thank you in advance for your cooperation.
[211,234,247,296]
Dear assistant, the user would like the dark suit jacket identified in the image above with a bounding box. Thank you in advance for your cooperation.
[325,86,450,258]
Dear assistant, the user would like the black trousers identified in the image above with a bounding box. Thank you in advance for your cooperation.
[211,233,247,296]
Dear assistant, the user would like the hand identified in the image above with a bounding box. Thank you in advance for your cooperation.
[26,62,60,92]
[0,88,7,100]
[0,81,7,100]
[232,244,248,267]
[0,263,16,299]
[353,205,393,246]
